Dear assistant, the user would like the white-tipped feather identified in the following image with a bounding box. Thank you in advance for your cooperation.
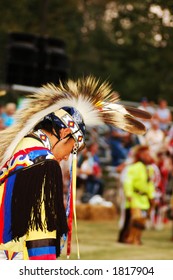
[104,102,129,115]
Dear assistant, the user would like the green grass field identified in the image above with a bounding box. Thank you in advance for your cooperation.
[60,220,173,260]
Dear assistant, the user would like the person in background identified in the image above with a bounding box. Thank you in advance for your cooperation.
[154,99,172,132]
[138,97,152,130]
[108,128,131,167]
[77,143,104,202]
[144,119,165,155]
[119,145,155,245]
[1,102,16,127]
[77,147,91,193]
[147,101,157,116]
[167,124,173,156]
[85,142,104,197]
[167,124,173,141]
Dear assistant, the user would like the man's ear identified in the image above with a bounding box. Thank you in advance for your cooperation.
[60,128,72,139]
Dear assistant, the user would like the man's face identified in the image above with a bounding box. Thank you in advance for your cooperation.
[51,128,76,163]
[53,137,75,163]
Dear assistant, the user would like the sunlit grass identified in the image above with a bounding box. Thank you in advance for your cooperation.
[60,220,173,260]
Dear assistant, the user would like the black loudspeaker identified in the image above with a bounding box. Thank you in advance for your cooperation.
[38,37,69,85]
[6,33,39,86]
[5,32,69,87]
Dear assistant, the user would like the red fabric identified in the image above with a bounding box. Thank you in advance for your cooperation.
[67,183,73,257]
[0,180,7,242]
[29,254,56,260]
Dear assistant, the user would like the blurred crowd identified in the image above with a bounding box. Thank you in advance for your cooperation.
[76,97,173,244]
[1,97,173,244]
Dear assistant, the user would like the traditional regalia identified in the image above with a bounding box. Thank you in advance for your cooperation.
[0,76,151,259]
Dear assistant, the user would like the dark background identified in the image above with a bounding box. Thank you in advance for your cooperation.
[0,0,173,105]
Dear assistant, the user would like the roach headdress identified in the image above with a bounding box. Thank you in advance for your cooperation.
[0,76,150,167]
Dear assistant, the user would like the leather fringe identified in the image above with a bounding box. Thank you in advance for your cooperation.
[11,159,68,256]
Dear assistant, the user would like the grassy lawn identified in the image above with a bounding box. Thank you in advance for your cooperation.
[60,220,173,260]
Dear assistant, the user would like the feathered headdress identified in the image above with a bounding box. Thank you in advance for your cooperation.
[0,76,150,168]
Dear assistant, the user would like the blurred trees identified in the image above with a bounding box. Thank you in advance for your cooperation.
[0,0,173,104]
